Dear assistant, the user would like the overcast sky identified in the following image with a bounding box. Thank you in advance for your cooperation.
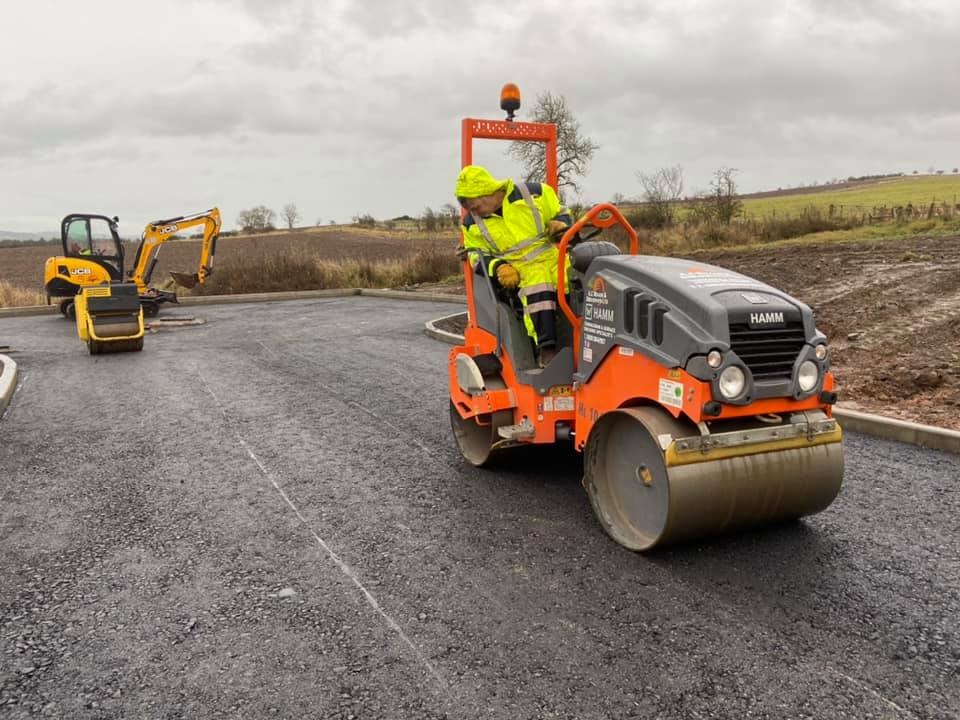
[1,0,958,234]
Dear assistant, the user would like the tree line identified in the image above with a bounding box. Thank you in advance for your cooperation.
[236,203,302,232]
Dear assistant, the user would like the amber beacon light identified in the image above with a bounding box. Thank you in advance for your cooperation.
[500,83,521,121]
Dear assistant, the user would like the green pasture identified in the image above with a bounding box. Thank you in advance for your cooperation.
[740,175,960,218]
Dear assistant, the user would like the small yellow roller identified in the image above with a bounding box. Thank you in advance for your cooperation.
[75,283,144,355]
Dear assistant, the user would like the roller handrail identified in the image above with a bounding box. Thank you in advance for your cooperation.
[556,203,639,365]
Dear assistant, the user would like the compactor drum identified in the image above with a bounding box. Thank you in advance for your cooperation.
[75,283,144,355]
[449,90,843,551]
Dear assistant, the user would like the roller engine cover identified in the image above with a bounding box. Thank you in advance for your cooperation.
[576,256,829,402]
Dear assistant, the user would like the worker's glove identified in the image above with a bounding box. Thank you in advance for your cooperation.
[495,263,520,289]
[547,219,569,241]
[454,245,470,260]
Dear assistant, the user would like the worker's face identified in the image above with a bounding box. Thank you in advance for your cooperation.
[462,190,504,218]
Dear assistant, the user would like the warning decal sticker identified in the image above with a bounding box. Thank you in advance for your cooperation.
[658,378,684,409]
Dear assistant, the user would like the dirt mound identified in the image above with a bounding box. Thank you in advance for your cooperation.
[701,235,960,429]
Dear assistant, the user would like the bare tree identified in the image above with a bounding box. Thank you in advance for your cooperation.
[237,205,276,232]
[636,165,684,227]
[507,91,599,199]
[611,192,626,205]
[441,202,460,228]
[281,203,301,229]
[422,207,438,232]
[352,213,376,228]
[708,167,743,225]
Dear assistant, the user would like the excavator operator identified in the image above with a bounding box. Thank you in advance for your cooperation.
[455,165,573,368]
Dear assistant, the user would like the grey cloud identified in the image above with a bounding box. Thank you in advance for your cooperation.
[2,0,959,230]
[341,0,479,37]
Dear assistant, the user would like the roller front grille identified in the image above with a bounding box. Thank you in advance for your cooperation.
[728,321,806,381]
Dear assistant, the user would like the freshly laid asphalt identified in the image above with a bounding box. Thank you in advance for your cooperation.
[0,297,957,720]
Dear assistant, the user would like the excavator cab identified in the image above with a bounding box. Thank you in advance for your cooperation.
[45,214,125,317]
[62,214,124,278]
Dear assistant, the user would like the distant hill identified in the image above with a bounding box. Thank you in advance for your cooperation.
[0,230,59,242]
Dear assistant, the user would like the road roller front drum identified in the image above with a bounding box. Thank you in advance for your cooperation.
[583,406,844,551]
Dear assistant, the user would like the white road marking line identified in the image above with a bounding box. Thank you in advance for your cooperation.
[827,666,923,719]
[196,370,451,697]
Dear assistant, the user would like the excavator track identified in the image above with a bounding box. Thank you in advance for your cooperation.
[583,406,844,551]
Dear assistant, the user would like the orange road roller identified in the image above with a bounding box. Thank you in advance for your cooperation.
[448,90,843,551]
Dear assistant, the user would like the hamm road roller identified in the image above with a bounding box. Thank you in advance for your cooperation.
[448,86,843,551]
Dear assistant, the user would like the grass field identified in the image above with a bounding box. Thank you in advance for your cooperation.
[739,175,960,218]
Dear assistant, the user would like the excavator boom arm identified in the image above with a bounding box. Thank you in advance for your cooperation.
[131,208,222,289]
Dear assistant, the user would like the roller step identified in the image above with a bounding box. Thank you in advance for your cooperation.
[497,418,535,441]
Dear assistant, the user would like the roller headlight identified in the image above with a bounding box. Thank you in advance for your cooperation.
[706,350,723,368]
[798,360,819,392]
[815,343,828,361]
[718,366,746,399]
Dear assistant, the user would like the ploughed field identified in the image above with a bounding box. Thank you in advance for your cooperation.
[0,227,452,294]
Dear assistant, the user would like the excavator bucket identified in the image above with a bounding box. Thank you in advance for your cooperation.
[583,407,844,551]
[169,271,201,289]
[75,283,145,355]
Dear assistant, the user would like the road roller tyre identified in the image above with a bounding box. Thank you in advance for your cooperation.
[450,377,512,467]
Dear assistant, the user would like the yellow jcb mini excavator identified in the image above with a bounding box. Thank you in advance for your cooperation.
[449,86,844,551]
[44,208,221,319]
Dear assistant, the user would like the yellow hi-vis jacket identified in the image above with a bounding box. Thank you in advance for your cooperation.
[460,179,573,343]
[460,179,572,286]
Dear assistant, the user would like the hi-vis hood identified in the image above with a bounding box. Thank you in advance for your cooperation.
[455,165,509,198]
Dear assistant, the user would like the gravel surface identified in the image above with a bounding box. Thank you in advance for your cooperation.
[0,298,958,719]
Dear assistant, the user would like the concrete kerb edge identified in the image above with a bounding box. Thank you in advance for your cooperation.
[832,407,960,455]
[0,354,18,418]
[424,312,468,345]
[360,289,466,305]
[423,323,960,455]
[0,305,58,318]
[0,288,467,319]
